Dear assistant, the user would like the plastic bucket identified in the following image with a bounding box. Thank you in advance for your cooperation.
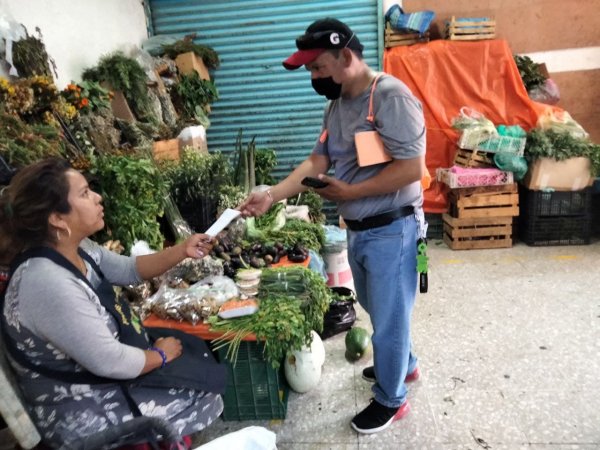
[324,249,354,290]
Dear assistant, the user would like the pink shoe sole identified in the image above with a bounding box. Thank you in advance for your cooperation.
[393,400,411,422]
[405,366,421,383]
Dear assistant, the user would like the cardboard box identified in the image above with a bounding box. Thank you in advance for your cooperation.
[523,157,593,191]
[152,139,181,161]
[110,90,136,122]
[175,52,210,80]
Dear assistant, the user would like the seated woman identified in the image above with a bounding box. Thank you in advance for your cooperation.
[0,158,225,448]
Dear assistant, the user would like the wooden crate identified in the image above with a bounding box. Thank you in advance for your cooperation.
[454,148,494,168]
[446,16,496,41]
[443,214,513,250]
[385,23,430,48]
[448,183,519,218]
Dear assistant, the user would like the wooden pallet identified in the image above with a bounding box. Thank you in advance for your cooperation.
[454,148,495,168]
[448,183,519,218]
[446,16,496,41]
[385,23,430,48]
[443,214,513,250]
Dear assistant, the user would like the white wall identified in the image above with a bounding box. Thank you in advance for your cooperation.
[0,0,148,88]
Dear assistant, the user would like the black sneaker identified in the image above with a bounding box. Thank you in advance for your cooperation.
[362,366,421,383]
[351,399,411,434]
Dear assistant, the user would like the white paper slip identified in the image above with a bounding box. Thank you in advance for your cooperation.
[204,208,242,237]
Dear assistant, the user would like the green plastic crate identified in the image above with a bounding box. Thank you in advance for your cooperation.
[217,341,289,421]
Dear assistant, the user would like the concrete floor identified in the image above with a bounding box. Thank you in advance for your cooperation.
[195,238,600,450]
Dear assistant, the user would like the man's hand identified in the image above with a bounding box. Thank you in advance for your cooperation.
[238,191,273,217]
[312,174,357,201]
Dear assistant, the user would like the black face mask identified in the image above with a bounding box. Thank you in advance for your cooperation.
[311,77,342,100]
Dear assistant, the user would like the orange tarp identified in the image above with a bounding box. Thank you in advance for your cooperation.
[384,39,549,212]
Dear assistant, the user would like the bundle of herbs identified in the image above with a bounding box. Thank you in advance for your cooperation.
[0,112,65,168]
[208,265,331,368]
[91,154,165,252]
[514,55,547,92]
[172,72,218,125]
[82,52,155,122]
[245,202,325,251]
[161,35,220,69]
[525,128,600,177]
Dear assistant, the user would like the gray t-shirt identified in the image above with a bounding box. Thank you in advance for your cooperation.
[8,239,145,379]
[313,73,426,220]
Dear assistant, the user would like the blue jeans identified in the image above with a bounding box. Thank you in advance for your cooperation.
[347,214,418,408]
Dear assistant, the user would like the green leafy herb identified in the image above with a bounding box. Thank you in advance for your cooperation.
[209,266,331,368]
[525,128,600,176]
[161,37,220,69]
[91,154,165,251]
[255,148,277,185]
[514,55,547,92]
[82,51,154,121]
[173,72,218,122]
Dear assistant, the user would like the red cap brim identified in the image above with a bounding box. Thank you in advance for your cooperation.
[282,48,325,70]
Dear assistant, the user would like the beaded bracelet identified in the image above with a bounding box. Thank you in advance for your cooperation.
[149,347,167,368]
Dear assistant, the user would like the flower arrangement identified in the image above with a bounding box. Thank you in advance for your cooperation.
[61,80,112,113]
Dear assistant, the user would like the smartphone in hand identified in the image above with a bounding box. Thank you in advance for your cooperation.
[301,176,329,189]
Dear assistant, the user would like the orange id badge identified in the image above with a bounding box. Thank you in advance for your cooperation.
[355,130,392,167]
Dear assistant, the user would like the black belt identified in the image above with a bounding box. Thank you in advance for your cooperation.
[344,206,414,231]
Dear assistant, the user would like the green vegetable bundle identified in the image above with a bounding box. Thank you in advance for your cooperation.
[525,129,600,177]
[208,266,331,368]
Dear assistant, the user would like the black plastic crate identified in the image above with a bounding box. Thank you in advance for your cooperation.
[519,186,591,217]
[592,192,600,237]
[425,213,444,239]
[217,341,288,421]
[519,215,591,246]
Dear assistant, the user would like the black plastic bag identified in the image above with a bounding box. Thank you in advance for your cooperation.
[320,287,357,340]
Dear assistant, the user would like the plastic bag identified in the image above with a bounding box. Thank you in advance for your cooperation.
[451,107,497,134]
[493,153,528,181]
[537,108,588,140]
[319,287,357,340]
[141,34,180,57]
[195,426,276,450]
[528,78,560,105]
[147,275,238,324]
[178,126,208,152]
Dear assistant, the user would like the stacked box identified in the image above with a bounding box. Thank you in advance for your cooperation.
[217,341,289,421]
[444,183,519,250]
[518,186,592,246]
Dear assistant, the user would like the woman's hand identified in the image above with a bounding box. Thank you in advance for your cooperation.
[141,336,183,374]
[182,233,215,259]
[154,337,182,363]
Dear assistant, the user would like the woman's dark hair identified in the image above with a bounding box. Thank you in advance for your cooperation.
[0,158,72,264]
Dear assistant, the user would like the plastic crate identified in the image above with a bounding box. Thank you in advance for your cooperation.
[217,341,289,421]
[592,193,600,236]
[458,129,525,155]
[519,186,591,217]
[425,213,444,239]
[437,167,513,188]
[519,215,591,246]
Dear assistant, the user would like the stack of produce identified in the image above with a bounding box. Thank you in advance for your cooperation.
[208,266,331,369]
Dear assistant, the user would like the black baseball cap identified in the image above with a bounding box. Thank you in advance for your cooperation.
[282,18,364,70]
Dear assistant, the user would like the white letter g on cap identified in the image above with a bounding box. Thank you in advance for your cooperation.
[330,32,340,45]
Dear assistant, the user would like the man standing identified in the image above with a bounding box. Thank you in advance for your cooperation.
[240,17,425,434]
